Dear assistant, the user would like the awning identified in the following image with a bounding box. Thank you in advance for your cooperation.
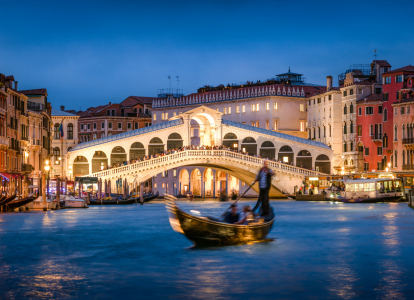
[75,177,98,184]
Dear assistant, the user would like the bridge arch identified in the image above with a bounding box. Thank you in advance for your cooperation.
[190,168,202,196]
[260,141,275,159]
[73,155,89,177]
[223,132,238,150]
[92,151,108,173]
[179,169,189,195]
[296,150,312,169]
[167,133,183,150]
[241,137,257,155]
[316,154,331,173]
[111,146,127,166]
[130,142,145,160]
[149,137,164,155]
[278,145,293,163]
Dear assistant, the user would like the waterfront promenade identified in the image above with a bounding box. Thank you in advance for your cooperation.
[1,201,414,299]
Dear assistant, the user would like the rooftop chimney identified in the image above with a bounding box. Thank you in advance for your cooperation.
[326,76,332,91]
[109,102,111,105]
[60,105,65,111]
[15,81,18,90]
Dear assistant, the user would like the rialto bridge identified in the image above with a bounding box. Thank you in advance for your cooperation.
[67,106,333,196]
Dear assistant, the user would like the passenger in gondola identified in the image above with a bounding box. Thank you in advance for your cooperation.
[234,205,253,225]
[224,204,240,224]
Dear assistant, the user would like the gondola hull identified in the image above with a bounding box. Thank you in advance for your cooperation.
[165,196,275,246]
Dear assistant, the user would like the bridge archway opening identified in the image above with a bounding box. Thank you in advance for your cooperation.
[179,169,189,195]
[92,151,108,173]
[260,141,276,159]
[278,145,293,163]
[190,168,202,196]
[296,150,312,169]
[148,137,164,155]
[190,112,216,146]
[130,142,145,160]
[241,137,257,155]
[315,154,330,173]
[223,133,238,150]
[73,156,89,177]
[167,133,183,150]
[111,146,127,166]
[202,168,215,197]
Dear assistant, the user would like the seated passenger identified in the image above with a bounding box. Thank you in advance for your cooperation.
[234,205,253,225]
[224,204,240,224]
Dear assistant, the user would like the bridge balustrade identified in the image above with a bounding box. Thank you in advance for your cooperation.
[88,150,324,178]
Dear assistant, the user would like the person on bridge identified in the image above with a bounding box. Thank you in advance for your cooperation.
[254,160,275,216]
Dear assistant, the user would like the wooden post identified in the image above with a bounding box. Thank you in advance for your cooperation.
[140,182,144,205]
[42,172,47,211]
[56,177,60,210]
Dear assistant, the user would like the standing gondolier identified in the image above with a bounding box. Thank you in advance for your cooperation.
[254,160,275,216]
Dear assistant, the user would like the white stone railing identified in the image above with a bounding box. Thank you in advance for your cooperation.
[88,150,325,179]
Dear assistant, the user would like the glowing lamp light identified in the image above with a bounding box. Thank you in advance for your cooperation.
[44,165,50,171]
[233,143,238,148]
[283,157,289,163]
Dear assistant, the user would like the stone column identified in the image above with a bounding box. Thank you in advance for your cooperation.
[213,169,216,198]
[201,169,204,198]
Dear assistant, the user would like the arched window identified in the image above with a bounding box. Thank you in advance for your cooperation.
[402,124,405,139]
[394,125,398,141]
[350,103,354,114]
[344,104,347,115]
[343,122,347,134]
[329,125,331,137]
[112,109,115,116]
[329,107,332,118]
[313,128,315,139]
[53,147,60,164]
[403,150,406,165]
[318,126,321,138]
[383,108,388,122]
[395,150,398,167]
[350,141,353,151]
[350,120,353,133]
[323,126,326,137]
[344,159,348,165]
[67,123,73,140]
[383,133,388,148]
[350,159,354,165]
[54,123,60,139]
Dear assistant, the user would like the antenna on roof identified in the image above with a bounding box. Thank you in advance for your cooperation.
[176,76,180,90]
[374,49,377,59]
[288,66,291,72]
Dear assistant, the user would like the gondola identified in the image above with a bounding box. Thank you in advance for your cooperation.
[6,195,38,211]
[165,194,275,246]
[0,194,17,206]
[89,191,159,205]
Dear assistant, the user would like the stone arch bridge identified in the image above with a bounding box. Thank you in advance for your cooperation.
[67,106,333,196]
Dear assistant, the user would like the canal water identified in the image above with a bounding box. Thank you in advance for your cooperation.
[1,200,414,299]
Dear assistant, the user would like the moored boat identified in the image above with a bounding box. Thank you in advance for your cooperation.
[165,194,275,246]
[62,195,88,208]
[6,195,38,211]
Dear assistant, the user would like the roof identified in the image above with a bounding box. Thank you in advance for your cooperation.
[222,119,331,150]
[20,89,47,96]
[129,96,154,105]
[372,60,391,67]
[5,75,14,80]
[357,93,383,103]
[392,97,414,106]
[354,78,378,86]
[70,118,184,152]
[51,108,77,117]
[383,65,414,75]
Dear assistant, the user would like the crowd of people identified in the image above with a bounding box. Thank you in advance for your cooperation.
[102,144,309,171]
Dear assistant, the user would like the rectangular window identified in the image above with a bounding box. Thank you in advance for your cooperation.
[106,110,110,116]
[153,114,156,121]
[408,106,410,114]
[224,107,227,114]
[394,107,397,116]
[385,76,391,84]
[266,103,270,110]
[134,122,138,129]
[93,123,96,129]
[252,104,255,112]
[274,102,278,110]
[383,93,389,101]
[87,123,90,130]
[173,169,177,177]
[396,75,403,83]
[274,120,278,130]
[81,124,84,130]
[365,147,369,155]
[256,121,259,127]
[378,106,383,114]
[300,104,304,112]
[369,124,373,135]
[236,105,240,113]
[165,113,168,119]
[101,122,105,129]
[266,120,269,130]
[251,121,255,127]
[242,105,245,113]
[108,122,112,129]
[358,107,362,116]
[401,106,405,115]
[127,123,131,129]
[343,90,347,97]
[377,147,383,155]
[349,89,354,95]
[329,95,332,100]
[317,98,321,104]
[358,88,363,95]
[118,123,122,130]
[300,121,305,132]
[364,162,369,171]
[161,113,165,120]
[228,106,231,114]
[256,103,259,111]
[358,125,362,136]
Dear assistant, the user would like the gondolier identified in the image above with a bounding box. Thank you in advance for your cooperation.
[254,160,275,216]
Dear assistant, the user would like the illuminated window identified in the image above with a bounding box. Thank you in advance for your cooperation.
[300,104,304,112]
[224,107,227,114]
[153,114,156,121]
[256,103,259,111]
[228,106,231,114]
[256,121,259,127]
[252,104,256,112]
[161,113,165,120]
[266,120,269,130]
[274,120,278,130]
[173,169,177,177]
[251,121,255,127]
[165,113,168,119]
[236,105,240,113]
[274,102,278,110]
[162,183,165,188]
[300,121,305,132]
[242,105,245,113]
[283,156,289,163]
[266,103,270,110]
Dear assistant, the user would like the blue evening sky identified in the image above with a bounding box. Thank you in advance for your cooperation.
[1,0,413,110]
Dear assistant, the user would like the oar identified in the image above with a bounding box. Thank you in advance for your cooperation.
[220,181,256,218]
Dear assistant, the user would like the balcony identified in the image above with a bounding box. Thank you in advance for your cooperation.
[0,136,9,148]
[402,164,414,170]
[27,101,44,111]
[22,164,34,172]
[402,138,414,145]
[371,134,383,142]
